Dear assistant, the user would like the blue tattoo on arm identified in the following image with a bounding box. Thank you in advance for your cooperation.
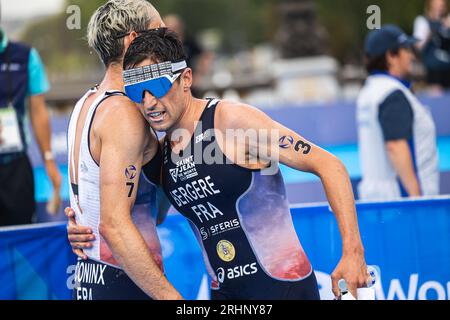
[125,165,137,198]
[279,136,311,155]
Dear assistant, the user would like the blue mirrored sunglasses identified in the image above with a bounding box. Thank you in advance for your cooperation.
[123,60,187,103]
[125,73,181,102]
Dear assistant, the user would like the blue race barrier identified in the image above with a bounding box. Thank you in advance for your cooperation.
[1,197,449,300]
[0,223,76,300]
[291,197,450,300]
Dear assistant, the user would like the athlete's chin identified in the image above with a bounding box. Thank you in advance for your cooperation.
[148,120,172,133]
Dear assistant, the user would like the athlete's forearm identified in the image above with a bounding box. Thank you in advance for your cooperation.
[99,219,183,300]
[318,156,364,254]
[29,95,52,156]
[386,140,421,197]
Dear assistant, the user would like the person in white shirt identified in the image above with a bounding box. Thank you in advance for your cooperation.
[413,0,450,90]
[357,25,440,201]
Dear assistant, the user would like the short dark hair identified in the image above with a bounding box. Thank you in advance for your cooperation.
[123,29,187,70]
[364,48,401,73]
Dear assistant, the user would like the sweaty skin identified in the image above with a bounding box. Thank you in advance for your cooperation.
[137,56,368,298]
[69,51,368,299]
[67,11,182,299]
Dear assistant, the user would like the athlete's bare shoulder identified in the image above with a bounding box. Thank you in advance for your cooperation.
[215,99,268,131]
[93,94,150,147]
[96,94,143,122]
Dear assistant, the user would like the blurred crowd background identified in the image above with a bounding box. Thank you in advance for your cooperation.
[1,0,450,223]
[4,0,449,108]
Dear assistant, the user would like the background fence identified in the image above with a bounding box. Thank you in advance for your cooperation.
[1,197,449,300]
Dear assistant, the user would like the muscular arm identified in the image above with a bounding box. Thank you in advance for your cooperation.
[97,99,182,300]
[29,95,52,155]
[29,94,61,212]
[385,140,421,197]
[217,102,367,298]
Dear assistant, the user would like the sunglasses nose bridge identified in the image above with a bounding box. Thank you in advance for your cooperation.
[143,89,153,99]
[142,90,158,106]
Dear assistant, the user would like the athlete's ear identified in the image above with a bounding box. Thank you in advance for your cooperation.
[124,31,139,51]
[181,68,193,91]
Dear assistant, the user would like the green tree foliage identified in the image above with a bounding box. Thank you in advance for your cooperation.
[21,0,277,73]
[21,0,106,74]
[20,0,428,74]
[138,0,278,52]
[315,0,426,62]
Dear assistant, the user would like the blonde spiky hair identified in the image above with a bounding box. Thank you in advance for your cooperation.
[87,0,160,66]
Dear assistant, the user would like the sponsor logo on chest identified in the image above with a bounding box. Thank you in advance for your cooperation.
[200,219,241,240]
[169,155,198,183]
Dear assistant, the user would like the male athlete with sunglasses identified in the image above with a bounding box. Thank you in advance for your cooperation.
[66,0,182,300]
[69,29,370,300]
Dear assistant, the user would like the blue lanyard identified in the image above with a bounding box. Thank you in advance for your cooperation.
[370,71,412,90]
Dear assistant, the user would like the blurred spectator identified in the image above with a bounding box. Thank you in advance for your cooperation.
[356,25,439,201]
[0,24,61,226]
[414,0,450,91]
[164,14,213,96]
